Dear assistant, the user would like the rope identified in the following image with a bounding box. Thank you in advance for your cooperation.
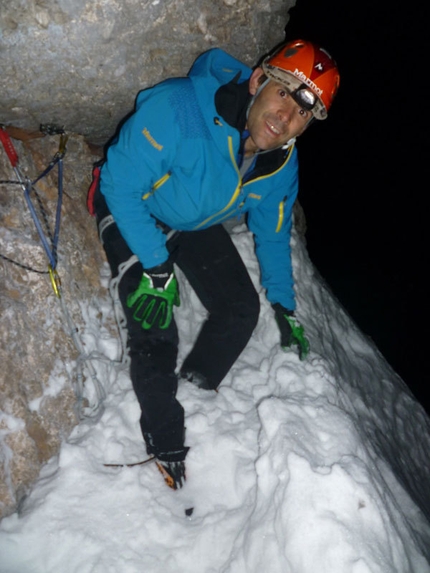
[0,252,49,274]
[57,293,106,422]
[0,131,64,270]
[108,254,139,367]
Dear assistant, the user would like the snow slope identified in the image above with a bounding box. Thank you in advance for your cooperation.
[0,226,429,573]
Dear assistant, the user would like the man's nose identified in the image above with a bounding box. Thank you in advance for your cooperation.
[278,103,293,124]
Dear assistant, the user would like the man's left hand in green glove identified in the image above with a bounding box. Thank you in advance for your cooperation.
[127,261,180,330]
[272,303,310,360]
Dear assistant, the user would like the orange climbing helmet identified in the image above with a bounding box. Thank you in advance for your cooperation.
[261,39,340,120]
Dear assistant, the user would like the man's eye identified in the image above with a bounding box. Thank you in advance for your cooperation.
[279,89,288,98]
[299,108,309,118]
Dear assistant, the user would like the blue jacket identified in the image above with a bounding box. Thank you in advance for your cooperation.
[100,48,299,310]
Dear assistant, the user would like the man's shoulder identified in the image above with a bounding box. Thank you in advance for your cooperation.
[188,48,252,85]
[133,76,194,120]
[136,76,190,101]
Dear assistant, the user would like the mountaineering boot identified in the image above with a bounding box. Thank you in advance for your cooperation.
[156,460,186,490]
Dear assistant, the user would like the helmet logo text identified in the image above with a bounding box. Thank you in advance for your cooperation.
[293,69,323,96]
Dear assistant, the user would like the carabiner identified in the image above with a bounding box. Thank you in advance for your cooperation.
[48,264,62,298]
[56,133,69,159]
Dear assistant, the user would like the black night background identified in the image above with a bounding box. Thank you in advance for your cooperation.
[285,2,427,413]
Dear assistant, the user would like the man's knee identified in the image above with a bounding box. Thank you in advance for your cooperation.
[219,285,260,336]
[239,287,260,333]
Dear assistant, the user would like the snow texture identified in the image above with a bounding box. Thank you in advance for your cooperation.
[0,225,429,572]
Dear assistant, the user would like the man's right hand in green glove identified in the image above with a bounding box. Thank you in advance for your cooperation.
[127,261,180,330]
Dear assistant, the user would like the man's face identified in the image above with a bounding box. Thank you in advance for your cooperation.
[245,67,312,155]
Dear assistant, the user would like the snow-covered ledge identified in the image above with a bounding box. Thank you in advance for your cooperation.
[1,208,429,569]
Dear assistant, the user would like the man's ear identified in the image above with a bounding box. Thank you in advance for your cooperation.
[249,67,266,95]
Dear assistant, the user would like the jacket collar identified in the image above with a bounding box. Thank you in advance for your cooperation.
[214,74,250,132]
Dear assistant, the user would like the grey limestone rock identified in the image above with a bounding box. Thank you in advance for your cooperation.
[0,0,295,144]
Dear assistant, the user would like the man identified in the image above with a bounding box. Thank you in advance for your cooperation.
[89,39,340,490]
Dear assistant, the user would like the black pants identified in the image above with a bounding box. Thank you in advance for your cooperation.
[93,190,260,460]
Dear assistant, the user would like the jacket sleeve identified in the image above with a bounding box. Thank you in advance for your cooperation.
[99,82,179,269]
[246,148,299,311]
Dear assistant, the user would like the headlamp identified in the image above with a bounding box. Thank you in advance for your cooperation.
[290,84,317,111]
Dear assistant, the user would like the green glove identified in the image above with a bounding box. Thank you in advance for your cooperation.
[272,303,310,360]
[127,262,180,330]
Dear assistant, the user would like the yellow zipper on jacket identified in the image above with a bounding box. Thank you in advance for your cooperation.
[242,144,295,233]
[275,199,284,232]
[242,144,294,188]
[142,171,171,200]
[193,136,242,230]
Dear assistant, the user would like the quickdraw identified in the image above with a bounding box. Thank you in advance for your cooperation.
[0,125,106,421]
[0,125,65,274]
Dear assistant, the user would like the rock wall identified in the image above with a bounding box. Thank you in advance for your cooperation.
[0,0,294,144]
[0,130,108,518]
